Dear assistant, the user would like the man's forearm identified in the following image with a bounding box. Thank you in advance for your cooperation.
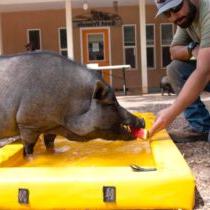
[170,45,191,61]
[171,48,210,117]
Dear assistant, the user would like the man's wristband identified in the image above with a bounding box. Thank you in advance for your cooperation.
[187,42,198,57]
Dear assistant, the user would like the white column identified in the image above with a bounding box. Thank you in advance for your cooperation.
[65,0,74,59]
[139,0,148,94]
[0,13,3,55]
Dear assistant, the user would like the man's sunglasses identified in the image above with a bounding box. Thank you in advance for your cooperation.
[163,1,184,17]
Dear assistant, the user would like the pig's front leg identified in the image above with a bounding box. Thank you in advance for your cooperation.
[18,126,39,158]
[24,142,36,157]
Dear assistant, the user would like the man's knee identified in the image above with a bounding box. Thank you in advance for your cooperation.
[166,60,184,80]
[166,60,188,94]
[166,60,196,94]
[167,60,196,79]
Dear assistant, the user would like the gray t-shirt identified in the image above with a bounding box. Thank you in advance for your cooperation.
[171,0,210,48]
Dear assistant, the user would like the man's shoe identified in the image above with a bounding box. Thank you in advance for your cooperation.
[168,126,209,143]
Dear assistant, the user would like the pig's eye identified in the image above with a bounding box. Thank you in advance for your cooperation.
[99,99,117,106]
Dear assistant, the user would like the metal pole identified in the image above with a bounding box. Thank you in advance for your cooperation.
[122,68,127,95]
[65,0,74,59]
[0,13,3,55]
[139,0,148,93]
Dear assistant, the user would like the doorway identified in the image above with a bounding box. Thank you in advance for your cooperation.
[81,27,111,84]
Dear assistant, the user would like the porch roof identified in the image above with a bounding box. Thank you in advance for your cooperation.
[0,0,153,12]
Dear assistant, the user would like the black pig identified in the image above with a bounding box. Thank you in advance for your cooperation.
[160,76,175,96]
[0,52,145,157]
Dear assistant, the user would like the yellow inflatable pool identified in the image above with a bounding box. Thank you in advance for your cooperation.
[0,113,195,210]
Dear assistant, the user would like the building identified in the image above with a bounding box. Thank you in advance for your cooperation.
[0,0,175,94]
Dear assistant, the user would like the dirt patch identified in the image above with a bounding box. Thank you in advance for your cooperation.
[177,142,210,210]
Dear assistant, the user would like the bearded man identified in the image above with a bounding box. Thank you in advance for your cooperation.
[150,0,210,142]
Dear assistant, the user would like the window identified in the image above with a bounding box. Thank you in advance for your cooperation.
[27,29,41,51]
[160,23,174,67]
[146,24,155,69]
[88,33,104,61]
[122,25,137,69]
[58,27,68,57]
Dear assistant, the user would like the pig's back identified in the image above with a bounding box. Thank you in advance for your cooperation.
[0,51,96,103]
[0,52,97,138]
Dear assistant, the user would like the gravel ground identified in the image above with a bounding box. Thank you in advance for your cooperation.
[117,92,210,210]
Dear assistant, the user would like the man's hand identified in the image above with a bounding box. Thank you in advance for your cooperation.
[149,106,176,137]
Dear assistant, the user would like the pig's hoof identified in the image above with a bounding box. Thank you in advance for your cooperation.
[24,154,34,161]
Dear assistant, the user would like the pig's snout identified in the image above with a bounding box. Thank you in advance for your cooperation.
[122,117,145,129]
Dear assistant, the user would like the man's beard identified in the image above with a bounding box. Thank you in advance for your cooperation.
[176,0,197,28]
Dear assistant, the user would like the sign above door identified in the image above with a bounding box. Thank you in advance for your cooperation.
[73,10,122,27]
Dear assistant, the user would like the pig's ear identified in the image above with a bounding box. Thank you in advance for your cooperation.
[93,80,109,100]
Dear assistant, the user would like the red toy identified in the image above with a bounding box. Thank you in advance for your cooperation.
[130,127,149,140]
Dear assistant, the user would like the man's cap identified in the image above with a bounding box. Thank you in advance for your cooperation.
[155,0,183,17]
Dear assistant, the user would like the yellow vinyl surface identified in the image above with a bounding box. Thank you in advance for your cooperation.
[0,113,195,210]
